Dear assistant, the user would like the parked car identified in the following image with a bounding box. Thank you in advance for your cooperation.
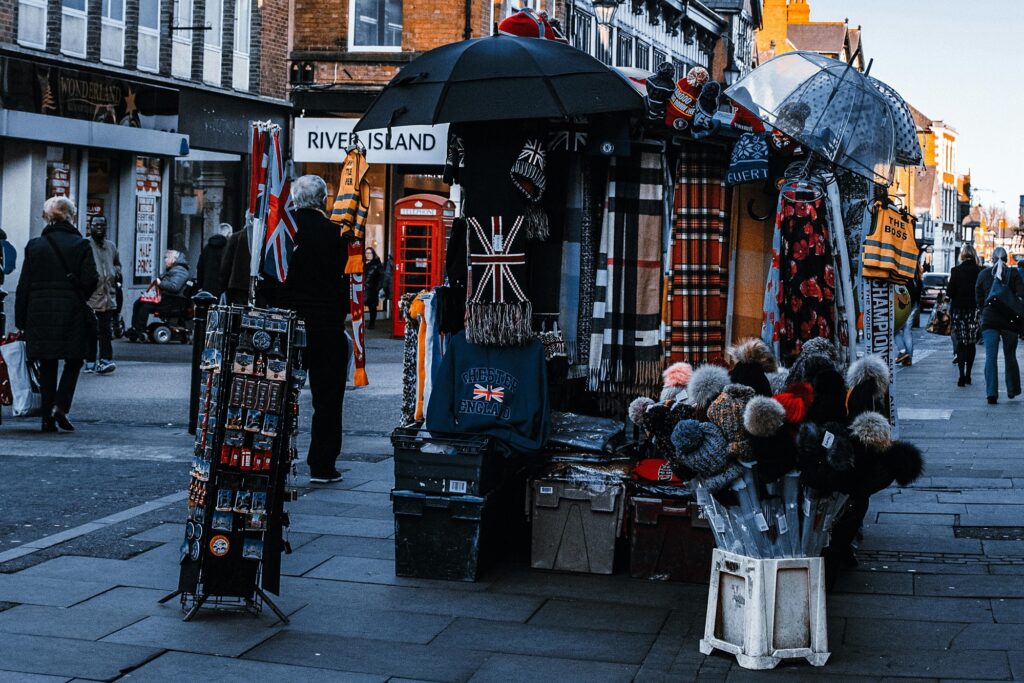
[913,271,948,327]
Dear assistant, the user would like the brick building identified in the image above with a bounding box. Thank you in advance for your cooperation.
[0,0,292,322]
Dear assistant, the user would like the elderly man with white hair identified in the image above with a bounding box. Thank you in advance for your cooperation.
[15,196,99,432]
[280,174,353,483]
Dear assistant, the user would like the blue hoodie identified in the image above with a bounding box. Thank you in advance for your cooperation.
[425,332,549,452]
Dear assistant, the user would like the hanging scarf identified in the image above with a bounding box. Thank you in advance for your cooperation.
[399,293,418,425]
[558,155,583,365]
[666,141,730,365]
[465,215,533,346]
[570,162,596,379]
[761,191,785,354]
[588,141,666,397]
[824,175,858,366]
[347,239,368,386]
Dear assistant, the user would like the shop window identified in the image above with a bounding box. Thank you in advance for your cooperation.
[232,0,251,91]
[134,157,163,285]
[349,0,402,51]
[203,0,224,85]
[138,0,160,72]
[171,0,192,78]
[635,38,650,71]
[47,148,75,201]
[61,0,88,58]
[87,156,119,238]
[169,154,243,273]
[616,31,632,67]
[101,0,126,65]
[17,0,48,48]
[572,10,592,55]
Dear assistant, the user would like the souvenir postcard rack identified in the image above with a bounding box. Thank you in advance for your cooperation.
[162,305,305,622]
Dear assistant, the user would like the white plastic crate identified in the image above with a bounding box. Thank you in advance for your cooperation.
[699,548,829,670]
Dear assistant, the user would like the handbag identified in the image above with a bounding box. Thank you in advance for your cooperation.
[0,336,41,416]
[985,268,1024,334]
[43,233,98,335]
[138,284,162,304]
[925,301,952,336]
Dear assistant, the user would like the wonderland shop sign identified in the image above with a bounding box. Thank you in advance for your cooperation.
[293,118,448,165]
[0,56,179,132]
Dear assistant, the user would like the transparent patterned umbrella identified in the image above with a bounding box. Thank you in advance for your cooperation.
[724,51,898,185]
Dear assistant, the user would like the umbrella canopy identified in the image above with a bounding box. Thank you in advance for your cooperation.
[353,35,644,132]
[867,75,923,166]
[724,51,897,185]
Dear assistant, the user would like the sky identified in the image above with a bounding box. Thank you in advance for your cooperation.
[808,0,1024,214]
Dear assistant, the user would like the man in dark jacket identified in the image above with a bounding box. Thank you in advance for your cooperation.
[280,175,351,483]
[130,250,190,336]
[16,196,99,431]
[196,223,231,297]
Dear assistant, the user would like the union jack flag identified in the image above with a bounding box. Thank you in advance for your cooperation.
[473,384,505,403]
[262,128,298,282]
[468,216,527,305]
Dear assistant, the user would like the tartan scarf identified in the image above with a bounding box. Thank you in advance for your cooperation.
[570,162,596,379]
[559,155,583,365]
[465,215,533,346]
[588,141,667,397]
[666,142,730,365]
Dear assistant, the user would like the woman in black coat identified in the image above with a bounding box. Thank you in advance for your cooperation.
[945,244,983,386]
[15,197,99,432]
[363,247,384,330]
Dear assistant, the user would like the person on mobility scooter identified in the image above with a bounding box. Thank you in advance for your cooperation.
[126,250,195,344]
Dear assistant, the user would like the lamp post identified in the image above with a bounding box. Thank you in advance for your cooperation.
[592,0,622,65]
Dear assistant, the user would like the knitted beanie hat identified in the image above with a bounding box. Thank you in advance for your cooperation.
[645,62,677,123]
[665,66,710,131]
[628,396,656,427]
[784,336,840,386]
[659,361,693,403]
[730,104,766,133]
[808,368,848,424]
[633,457,683,483]
[726,132,770,187]
[687,364,730,409]
[730,361,772,397]
[497,7,558,39]
[707,384,756,462]
[670,419,729,476]
[700,461,745,493]
[641,403,681,456]
[773,382,814,424]
[511,138,546,202]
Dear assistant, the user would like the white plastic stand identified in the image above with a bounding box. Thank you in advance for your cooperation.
[699,548,830,670]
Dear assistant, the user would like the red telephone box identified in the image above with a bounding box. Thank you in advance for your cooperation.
[391,194,452,337]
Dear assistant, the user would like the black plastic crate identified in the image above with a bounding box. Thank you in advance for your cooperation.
[392,427,508,496]
[392,490,499,582]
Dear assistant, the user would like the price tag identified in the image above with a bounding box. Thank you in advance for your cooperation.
[776,513,789,535]
[803,497,812,517]
[448,480,468,494]
[822,431,835,448]
[754,512,769,532]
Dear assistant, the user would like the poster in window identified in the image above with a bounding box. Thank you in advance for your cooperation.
[47,162,71,198]
[135,195,158,282]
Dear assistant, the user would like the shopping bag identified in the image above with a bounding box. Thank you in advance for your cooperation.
[138,284,162,304]
[862,202,918,283]
[0,339,41,416]
[925,302,951,336]
[0,351,11,406]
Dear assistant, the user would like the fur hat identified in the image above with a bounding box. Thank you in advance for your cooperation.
[687,364,730,409]
[628,397,656,426]
[849,411,892,452]
[743,396,787,437]
[725,338,778,372]
[730,361,773,397]
[767,370,789,395]
[773,382,814,424]
[886,441,925,487]
[659,362,693,403]
[707,384,756,461]
[785,337,840,386]
[808,369,848,424]
[796,421,854,492]
[751,432,798,484]
[846,355,889,418]
[670,419,729,476]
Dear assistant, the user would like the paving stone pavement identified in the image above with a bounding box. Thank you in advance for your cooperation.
[1,331,1023,681]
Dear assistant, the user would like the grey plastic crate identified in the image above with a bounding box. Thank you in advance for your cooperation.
[529,477,625,575]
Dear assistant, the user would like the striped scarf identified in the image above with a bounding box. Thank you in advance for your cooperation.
[666,142,730,365]
[588,141,667,397]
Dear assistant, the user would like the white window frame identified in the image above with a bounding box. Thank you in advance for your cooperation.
[347,0,402,53]
[100,0,126,66]
[202,0,224,85]
[232,0,251,90]
[172,0,192,78]
[17,0,48,48]
[137,0,161,72]
[61,0,88,58]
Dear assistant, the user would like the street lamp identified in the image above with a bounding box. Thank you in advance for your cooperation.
[591,0,622,65]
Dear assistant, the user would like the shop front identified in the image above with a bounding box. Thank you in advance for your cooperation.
[0,54,186,321]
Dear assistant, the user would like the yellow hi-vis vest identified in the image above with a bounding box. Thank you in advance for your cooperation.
[862,202,919,283]
[331,147,370,241]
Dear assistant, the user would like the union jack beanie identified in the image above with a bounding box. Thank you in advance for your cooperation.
[510,138,546,203]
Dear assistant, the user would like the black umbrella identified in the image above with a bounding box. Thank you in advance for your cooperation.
[353,35,644,132]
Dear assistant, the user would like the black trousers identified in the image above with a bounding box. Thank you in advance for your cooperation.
[87,310,115,362]
[132,301,158,331]
[303,321,349,475]
[37,359,84,418]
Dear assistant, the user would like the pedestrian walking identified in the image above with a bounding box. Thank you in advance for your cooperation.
[219,221,251,306]
[280,175,352,483]
[14,196,99,432]
[130,250,190,337]
[363,247,383,330]
[894,267,921,367]
[84,216,120,375]
[975,247,1023,404]
[946,244,982,387]
[196,223,231,298]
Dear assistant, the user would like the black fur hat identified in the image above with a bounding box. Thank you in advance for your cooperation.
[808,369,848,424]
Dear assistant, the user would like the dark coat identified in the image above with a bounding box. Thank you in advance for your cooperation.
[219,229,251,298]
[975,263,1024,331]
[946,260,982,312]
[280,208,350,325]
[364,256,383,305]
[15,221,100,360]
[196,234,227,296]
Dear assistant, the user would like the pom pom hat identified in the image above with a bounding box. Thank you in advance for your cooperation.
[687,364,730,409]
[671,419,729,476]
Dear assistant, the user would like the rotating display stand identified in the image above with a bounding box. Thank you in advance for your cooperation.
[161,305,306,622]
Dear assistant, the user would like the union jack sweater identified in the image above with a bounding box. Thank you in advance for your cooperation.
[425,332,549,452]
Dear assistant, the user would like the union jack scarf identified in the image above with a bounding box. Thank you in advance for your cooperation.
[588,141,667,398]
[465,215,533,347]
